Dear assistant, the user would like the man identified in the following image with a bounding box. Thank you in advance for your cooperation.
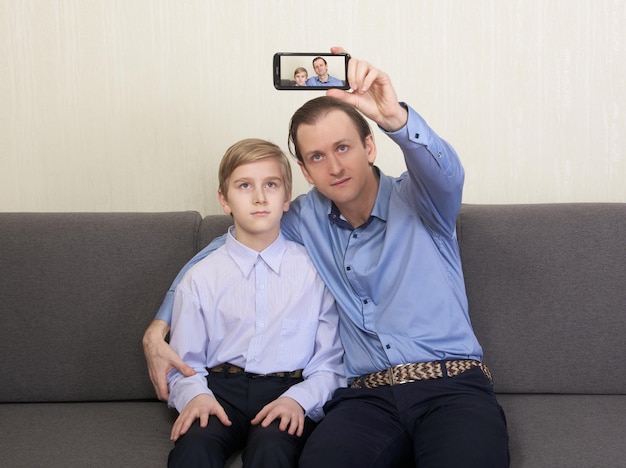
[305,56,344,87]
[144,47,509,467]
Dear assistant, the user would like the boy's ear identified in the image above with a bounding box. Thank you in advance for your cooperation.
[218,190,232,215]
[283,190,291,212]
[298,161,315,186]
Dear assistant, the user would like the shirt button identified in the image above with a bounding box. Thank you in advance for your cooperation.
[259,323,265,328]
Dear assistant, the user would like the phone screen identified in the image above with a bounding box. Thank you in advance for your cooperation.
[273,53,350,90]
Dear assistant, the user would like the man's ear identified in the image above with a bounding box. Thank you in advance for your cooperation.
[298,161,315,185]
[218,190,232,215]
[365,134,377,165]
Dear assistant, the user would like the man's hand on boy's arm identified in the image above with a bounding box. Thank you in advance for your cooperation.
[142,319,196,401]
[170,394,232,441]
[251,396,306,437]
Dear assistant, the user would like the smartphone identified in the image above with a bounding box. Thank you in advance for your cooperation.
[273,52,351,90]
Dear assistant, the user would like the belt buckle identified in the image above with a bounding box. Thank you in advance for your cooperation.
[388,364,413,386]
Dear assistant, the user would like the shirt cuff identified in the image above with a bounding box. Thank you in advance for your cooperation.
[380,102,430,148]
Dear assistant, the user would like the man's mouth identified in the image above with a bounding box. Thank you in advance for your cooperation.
[331,178,350,187]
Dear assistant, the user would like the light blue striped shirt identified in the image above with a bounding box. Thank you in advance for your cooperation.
[167,229,345,420]
[158,104,483,380]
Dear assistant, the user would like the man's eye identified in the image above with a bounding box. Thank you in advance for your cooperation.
[311,153,322,161]
[338,145,348,153]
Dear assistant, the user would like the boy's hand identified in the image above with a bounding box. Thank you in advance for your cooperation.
[251,396,306,437]
[170,394,231,441]
[142,319,196,401]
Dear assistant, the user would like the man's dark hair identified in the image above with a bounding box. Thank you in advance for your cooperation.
[312,56,327,66]
[288,96,372,164]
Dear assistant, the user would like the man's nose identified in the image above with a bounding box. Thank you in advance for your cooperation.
[327,155,343,176]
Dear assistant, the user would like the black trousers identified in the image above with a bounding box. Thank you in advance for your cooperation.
[299,367,509,468]
[168,372,316,468]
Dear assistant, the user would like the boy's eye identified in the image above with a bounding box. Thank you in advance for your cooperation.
[266,182,277,188]
[240,183,250,189]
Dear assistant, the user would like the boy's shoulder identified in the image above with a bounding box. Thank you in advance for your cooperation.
[282,237,309,256]
[281,237,317,271]
[184,244,229,279]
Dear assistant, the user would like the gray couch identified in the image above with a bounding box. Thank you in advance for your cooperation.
[1,204,624,468]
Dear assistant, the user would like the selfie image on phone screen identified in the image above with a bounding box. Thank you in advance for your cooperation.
[273,53,350,90]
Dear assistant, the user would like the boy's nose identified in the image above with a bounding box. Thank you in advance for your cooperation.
[254,189,267,203]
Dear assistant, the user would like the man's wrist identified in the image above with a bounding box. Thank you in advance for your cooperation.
[380,103,408,133]
[144,319,170,345]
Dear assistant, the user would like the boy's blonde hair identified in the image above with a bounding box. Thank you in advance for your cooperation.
[294,66,308,78]
[218,138,292,199]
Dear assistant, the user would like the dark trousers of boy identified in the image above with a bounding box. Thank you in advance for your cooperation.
[168,370,316,468]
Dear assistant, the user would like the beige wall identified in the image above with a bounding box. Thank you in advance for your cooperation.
[2,0,625,215]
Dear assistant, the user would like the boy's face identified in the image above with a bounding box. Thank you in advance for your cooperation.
[219,158,290,248]
[294,72,307,86]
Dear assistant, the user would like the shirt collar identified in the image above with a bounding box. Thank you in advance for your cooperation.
[225,226,286,276]
[327,166,391,228]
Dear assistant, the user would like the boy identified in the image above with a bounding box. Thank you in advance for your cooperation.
[293,67,308,86]
[167,139,345,468]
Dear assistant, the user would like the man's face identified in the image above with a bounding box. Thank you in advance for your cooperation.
[313,59,328,77]
[296,110,376,209]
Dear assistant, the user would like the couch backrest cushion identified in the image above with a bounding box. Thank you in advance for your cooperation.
[0,212,202,403]
[198,215,234,249]
[5,205,619,402]
[457,203,626,394]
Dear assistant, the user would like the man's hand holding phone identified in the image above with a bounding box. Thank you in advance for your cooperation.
[326,46,408,132]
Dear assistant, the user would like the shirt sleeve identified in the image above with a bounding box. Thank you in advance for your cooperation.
[279,195,306,245]
[154,233,227,323]
[167,280,213,411]
[383,103,464,237]
[280,288,346,421]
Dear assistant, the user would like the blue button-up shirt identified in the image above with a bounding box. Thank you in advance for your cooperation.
[305,75,345,87]
[157,104,483,379]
